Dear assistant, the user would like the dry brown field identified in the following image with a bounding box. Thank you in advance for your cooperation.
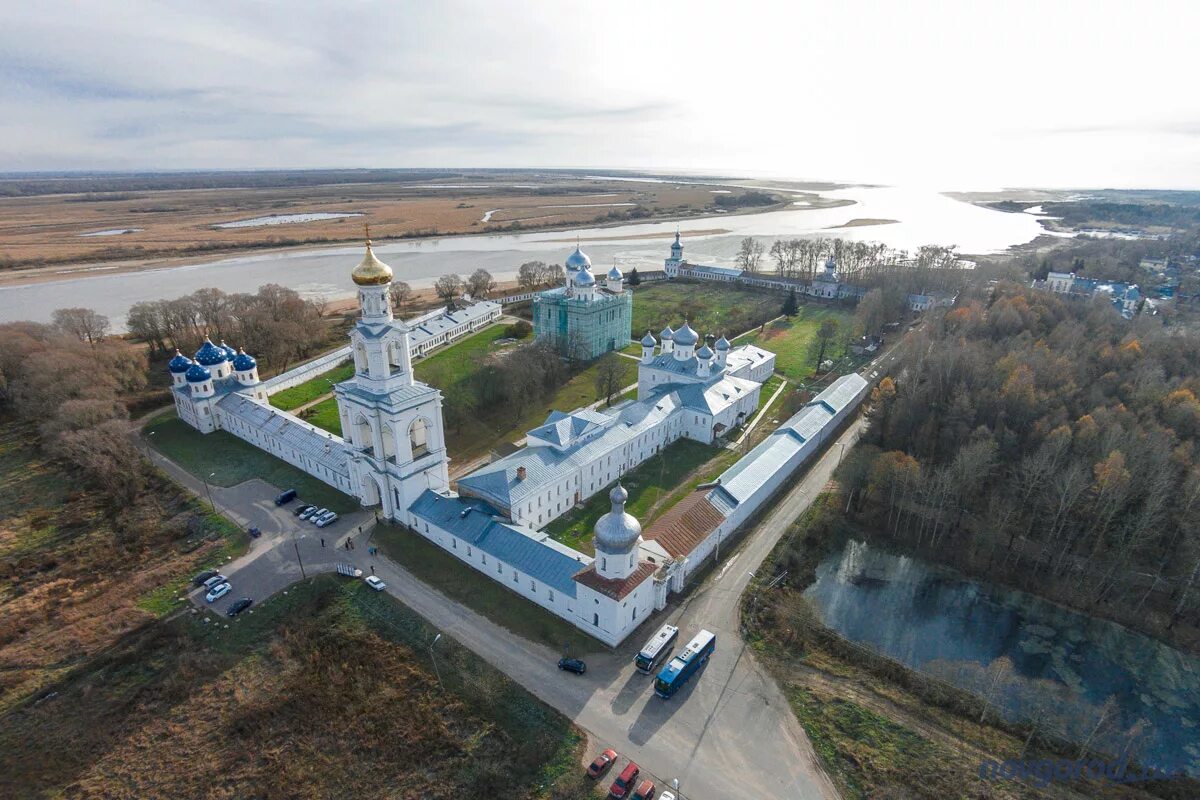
[0,175,778,270]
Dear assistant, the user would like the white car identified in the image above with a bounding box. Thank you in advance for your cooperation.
[315,511,338,528]
[205,582,231,603]
[364,575,386,591]
[202,574,227,590]
[307,507,329,524]
[660,792,677,800]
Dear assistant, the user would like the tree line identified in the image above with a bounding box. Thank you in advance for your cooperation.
[838,283,1200,646]
[126,284,331,370]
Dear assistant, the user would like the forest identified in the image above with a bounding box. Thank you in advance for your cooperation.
[837,283,1200,651]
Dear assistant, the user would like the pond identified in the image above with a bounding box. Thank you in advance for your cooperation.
[804,538,1200,775]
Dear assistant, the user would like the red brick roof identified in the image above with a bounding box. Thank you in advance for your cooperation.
[641,491,723,558]
[573,561,656,600]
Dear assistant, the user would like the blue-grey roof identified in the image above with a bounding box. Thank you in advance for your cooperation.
[527,408,612,449]
[409,490,586,596]
[185,363,212,382]
[457,393,682,511]
[217,393,350,477]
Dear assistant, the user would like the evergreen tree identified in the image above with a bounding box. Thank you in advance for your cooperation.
[782,289,799,316]
[628,268,641,286]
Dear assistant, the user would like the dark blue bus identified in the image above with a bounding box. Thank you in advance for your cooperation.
[654,629,715,699]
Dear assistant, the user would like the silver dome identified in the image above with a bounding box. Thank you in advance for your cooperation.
[659,325,674,340]
[565,246,591,270]
[640,331,657,347]
[715,335,730,350]
[697,344,714,359]
[607,265,623,280]
[673,322,699,346]
[594,484,641,552]
[575,268,596,286]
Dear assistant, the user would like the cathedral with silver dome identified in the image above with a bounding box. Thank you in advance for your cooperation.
[531,245,633,361]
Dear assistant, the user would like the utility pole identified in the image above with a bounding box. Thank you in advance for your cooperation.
[429,633,444,690]
[292,529,307,579]
[202,471,217,513]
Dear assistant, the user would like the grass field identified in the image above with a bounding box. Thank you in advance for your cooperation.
[630,280,782,339]
[544,438,720,554]
[739,308,853,381]
[413,323,521,384]
[144,414,358,513]
[0,575,584,798]
[301,395,343,435]
[373,523,603,655]
[268,360,354,410]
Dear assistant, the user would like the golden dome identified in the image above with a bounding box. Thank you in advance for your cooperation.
[351,241,393,286]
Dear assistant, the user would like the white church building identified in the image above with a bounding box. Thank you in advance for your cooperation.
[171,240,868,646]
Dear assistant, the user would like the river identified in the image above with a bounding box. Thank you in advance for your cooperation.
[805,538,1200,776]
[0,185,1053,330]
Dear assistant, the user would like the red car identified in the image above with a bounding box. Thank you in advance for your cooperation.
[587,748,618,779]
[609,761,640,798]
[631,779,656,800]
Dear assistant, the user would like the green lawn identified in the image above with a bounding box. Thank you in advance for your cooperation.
[300,396,343,435]
[144,415,358,513]
[544,438,721,554]
[740,309,853,381]
[372,522,603,654]
[267,360,355,411]
[631,280,781,339]
[413,324,522,384]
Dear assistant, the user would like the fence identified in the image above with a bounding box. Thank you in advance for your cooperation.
[260,346,352,395]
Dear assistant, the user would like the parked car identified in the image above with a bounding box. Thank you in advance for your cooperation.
[192,569,218,587]
[205,582,231,603]
[227,598,253,617]
[364,575,386,591]
[293,504,315,517]
[608,762,639,799]
[300,506,323,521]
[202,574,228,590]
[558,657,587,675]
[307,507,329,523]
[631,779,656,800]
[659,792,677,800]
[586,748,618,779]
[274,488,297,506]
[315,511,339,528]
[248,526,261,538]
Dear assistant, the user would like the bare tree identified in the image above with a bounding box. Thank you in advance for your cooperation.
[389,281,413,315]
[735,237,765,272]
[434,273,464,304]
[517,261,546,291]
[593,353,626,407]
[52,307,109,345]
[467,269,496,299]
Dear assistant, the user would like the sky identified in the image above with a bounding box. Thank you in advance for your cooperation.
[2,0,1199,190]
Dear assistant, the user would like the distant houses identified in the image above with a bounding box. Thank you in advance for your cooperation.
[1034,271,1143,318]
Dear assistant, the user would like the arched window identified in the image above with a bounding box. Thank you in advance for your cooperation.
[410,417,429,458]
[593,613,599,626]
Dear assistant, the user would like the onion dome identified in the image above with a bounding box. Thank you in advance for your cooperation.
[194,338,226,366]
[607,264,623,280]
[715,335,730,351]
[697,344,714,360]
[232,348,257,371]
[594,484,641,552]
[640,330,657,347]
[168,350,194,373]
[565,246,591,270]
[575,268,596,287]
[185,363,212,383]
[659,325,674,341]
[351,241,393,286]
[219,340,237,361]
[673,322,699,346]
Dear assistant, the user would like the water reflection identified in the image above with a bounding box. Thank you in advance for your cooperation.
[805,539,1200,774]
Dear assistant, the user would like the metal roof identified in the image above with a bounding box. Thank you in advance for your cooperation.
[409,490,588,596]
[216,393,350,478]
